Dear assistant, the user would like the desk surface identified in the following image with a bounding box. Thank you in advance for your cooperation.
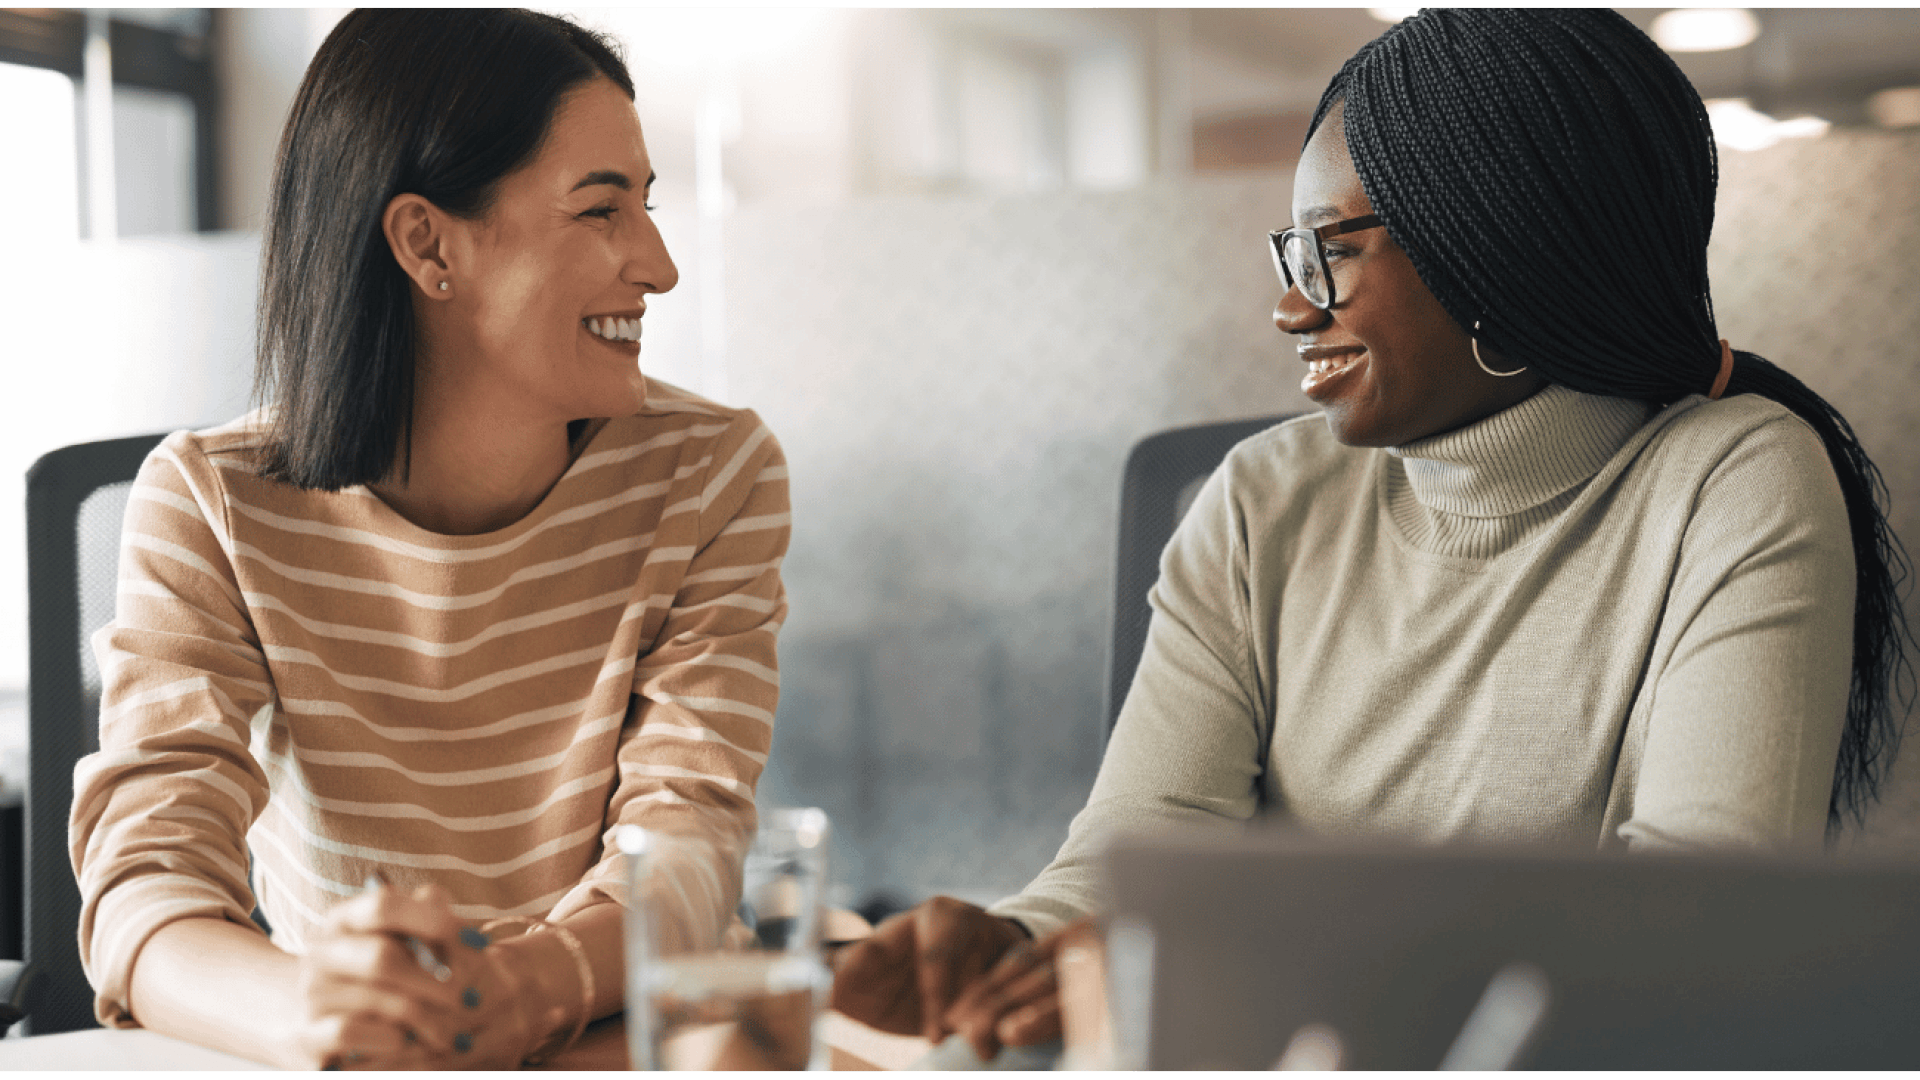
[0,1027,260,1070]
[0,1011,930,1071]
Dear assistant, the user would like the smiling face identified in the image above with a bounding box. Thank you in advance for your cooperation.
[1277,104,1544,447]
[437,77,677,422]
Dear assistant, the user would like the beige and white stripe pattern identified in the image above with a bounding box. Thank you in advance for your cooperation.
[70,379,789,1027]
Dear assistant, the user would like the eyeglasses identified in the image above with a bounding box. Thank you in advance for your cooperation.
[1268,214,1383,310]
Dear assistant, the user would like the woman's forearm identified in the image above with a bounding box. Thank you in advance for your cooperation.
[558,902,627,1019]
[498,901,628,1036]
[125,903,629,1068]
[126,916,303,1068]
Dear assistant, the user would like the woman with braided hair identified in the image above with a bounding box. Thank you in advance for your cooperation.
[832,8,1912,1062]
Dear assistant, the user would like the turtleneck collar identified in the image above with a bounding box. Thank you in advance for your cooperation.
[1386,385,1652,521]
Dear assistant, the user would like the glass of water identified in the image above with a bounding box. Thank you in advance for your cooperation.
[620,808,833,1070]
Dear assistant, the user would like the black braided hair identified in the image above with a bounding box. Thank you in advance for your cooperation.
[1306,9,1912,832]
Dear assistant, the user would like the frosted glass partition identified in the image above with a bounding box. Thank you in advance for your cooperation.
[727,175,1306,901]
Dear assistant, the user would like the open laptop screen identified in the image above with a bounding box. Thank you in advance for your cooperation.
[1103,830,1920,1069]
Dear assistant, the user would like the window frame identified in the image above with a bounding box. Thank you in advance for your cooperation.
[0,9,220,233]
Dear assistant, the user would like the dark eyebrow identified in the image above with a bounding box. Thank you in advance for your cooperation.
[571,170,652,193]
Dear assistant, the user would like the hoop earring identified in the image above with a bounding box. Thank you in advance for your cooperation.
[1473,320,1527,377]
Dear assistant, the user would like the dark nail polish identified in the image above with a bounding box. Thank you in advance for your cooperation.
[463,986,482,1009]
[454,1032,474,1054]
[459,926,490,950]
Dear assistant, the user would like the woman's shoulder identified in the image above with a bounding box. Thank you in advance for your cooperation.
[1638,393,1830,481]
[632,377,771,429]
[100,410,281,552]
[1619,393,1843,541]
[586,380,787,504]
[133,409,273,496]
[599,377,781,450]
[148,408,269,458]
[1217,411,1375,496]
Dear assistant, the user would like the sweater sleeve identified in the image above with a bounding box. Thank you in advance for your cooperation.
[1616,413,1854,850]
[990,459,1269,937]
[68,437,275,1027]
[545,414,790,950]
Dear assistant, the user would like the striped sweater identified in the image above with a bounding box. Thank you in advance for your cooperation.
[69,379,789,1027]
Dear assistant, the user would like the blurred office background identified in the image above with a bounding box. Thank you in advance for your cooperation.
[2,8,1919,915]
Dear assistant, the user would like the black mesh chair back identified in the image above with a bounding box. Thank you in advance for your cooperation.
[24,433,167,1034]
[1106,415,1296,736]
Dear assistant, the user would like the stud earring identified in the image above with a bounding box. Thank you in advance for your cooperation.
[437,281,449,292]
[1472,320,1527,377]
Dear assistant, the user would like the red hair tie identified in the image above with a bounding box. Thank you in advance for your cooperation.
[1708,339,1735,400]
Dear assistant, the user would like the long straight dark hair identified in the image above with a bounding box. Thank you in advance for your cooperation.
[254,9,633,490]
[1308,8,1912,832]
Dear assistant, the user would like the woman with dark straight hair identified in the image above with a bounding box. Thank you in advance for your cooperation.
[71,9,789,1069]
[834,8,1913,1062]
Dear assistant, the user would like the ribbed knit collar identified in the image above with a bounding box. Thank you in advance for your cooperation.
[1382,385,1650,557]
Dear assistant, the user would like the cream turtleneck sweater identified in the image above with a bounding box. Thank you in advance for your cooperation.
[992,385,1854,937]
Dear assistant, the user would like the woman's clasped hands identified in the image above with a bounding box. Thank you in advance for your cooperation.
[830,896,1090,1063]
[290,878,548,1070]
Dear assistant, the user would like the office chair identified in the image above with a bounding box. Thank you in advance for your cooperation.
[10,433,168,1036]
[1106,415,1296,737]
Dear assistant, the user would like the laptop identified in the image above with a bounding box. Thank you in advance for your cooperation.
[1102,828,1920,1069]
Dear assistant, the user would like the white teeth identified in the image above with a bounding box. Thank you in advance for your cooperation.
[585,317,641,343]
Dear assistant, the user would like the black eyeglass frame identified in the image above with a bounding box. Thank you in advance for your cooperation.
[1269,213,1384,310]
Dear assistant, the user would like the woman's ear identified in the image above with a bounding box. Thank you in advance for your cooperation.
[382,193,454,300]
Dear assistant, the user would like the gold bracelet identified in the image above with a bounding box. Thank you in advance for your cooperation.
[483,916,595,1067]
[536,922,595,1064]
[480,915,544,941]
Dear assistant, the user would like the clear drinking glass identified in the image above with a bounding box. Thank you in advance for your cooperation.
[619,808,832,1070]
